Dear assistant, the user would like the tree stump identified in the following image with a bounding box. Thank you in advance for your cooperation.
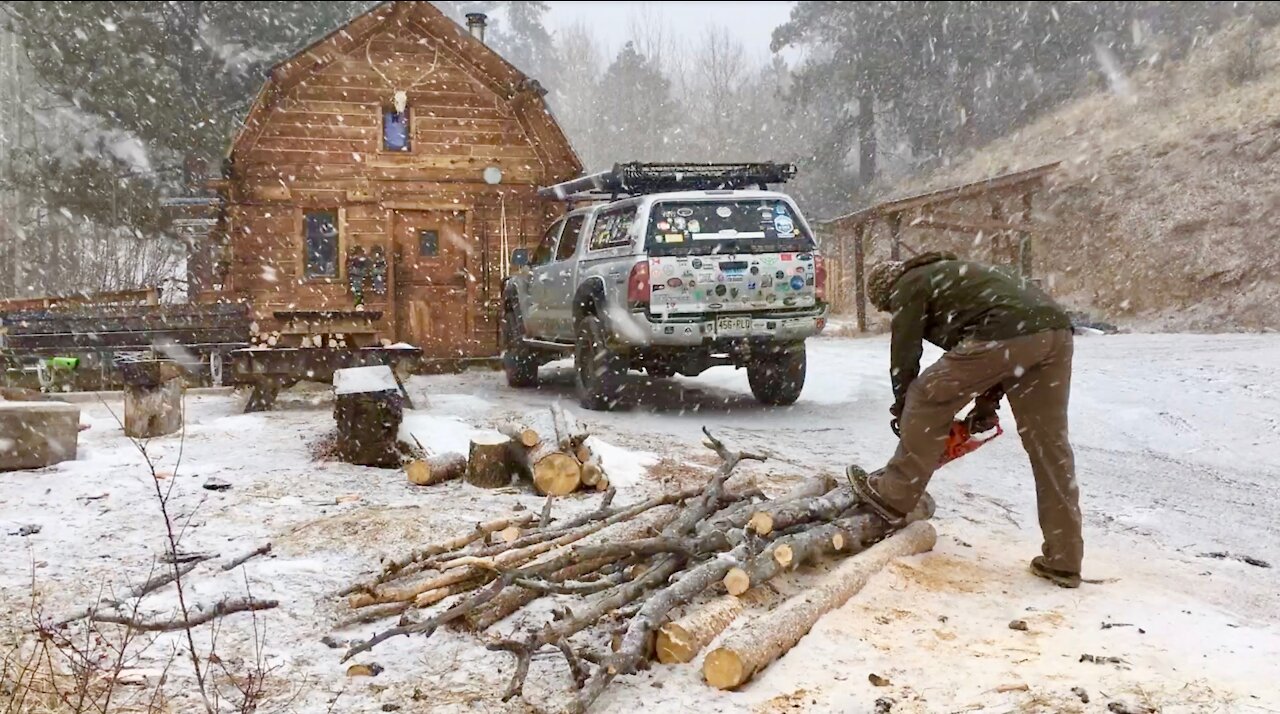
[467,432,513,488]
[333,366,404,468]
[120,361,184,439]
[0,401,80,471]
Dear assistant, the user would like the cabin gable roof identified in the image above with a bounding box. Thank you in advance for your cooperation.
[229,1,581,180]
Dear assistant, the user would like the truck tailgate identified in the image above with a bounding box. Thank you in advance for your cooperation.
[648,253,818,315]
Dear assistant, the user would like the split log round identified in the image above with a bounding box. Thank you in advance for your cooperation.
[703,521,938,690]
[406,452,467,486]
[519,442,581,496]
[655,590,767,665]
[467,433,514,488]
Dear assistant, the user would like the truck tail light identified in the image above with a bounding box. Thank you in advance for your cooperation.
[627,260,651,305]
[814,255,827,302]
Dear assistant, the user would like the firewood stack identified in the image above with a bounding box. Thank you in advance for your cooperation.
[405,403,612,496]
[339,428,938,712]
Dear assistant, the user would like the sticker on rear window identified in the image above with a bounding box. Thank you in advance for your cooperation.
[677,207,694,217]
[774,215,794,235]
[716,206,732,218]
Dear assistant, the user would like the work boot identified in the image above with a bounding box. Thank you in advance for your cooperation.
[1030,556,1081,589]
[846,466,907,528]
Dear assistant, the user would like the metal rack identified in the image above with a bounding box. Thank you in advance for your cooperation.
[539,162,797,202]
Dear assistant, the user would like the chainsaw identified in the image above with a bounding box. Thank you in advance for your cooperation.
[890,413,1003,466]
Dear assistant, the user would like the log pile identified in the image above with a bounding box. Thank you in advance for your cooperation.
[404,403,613,496]
[338,428,936,712]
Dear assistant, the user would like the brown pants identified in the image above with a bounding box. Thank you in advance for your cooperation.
[870,329,1083,573]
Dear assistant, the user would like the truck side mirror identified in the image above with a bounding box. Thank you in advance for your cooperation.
[510,248,530,268]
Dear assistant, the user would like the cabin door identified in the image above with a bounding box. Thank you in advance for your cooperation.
[392,209,472,358]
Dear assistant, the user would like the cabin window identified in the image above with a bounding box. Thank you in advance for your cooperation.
[418,229,439,257]
[304,210,339,278]
[383,108,410,152]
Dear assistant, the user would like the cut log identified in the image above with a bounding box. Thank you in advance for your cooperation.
[594,476,610,492]
[723,496,936,597]
[747,512,774,536]
[498,421,540,448]
[498,526,521,543]
[580,444,604,487]
[698,474,838,537]
[549,402,587,449]
[406,452,467,486]
[703,521,938,690]
[467,433,513,488]
[655,589,768,665]
[413,579,484,608]
[512,440,581,496]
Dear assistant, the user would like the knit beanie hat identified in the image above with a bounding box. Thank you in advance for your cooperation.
[867,259,906,312]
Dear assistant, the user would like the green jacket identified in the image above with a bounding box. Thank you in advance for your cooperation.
[888,252,1072,405]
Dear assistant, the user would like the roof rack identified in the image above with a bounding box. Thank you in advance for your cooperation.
[538,162,797,202]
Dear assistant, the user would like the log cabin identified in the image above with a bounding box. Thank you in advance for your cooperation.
[199,1,581,361]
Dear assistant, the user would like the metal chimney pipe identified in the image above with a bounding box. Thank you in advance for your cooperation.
[465,13,487,43]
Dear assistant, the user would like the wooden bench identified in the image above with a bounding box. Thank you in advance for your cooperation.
[228,346,420,413]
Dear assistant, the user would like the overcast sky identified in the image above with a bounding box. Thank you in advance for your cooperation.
[543,1,797,62]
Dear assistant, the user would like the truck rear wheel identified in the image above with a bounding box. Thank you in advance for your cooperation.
[502,308,539,388]
[575,315,624,411]
[747,343,806,406]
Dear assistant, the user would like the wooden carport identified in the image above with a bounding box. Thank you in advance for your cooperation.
[816,162,1059,331]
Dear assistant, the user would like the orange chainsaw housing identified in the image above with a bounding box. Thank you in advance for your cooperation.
[939,418,1003,466]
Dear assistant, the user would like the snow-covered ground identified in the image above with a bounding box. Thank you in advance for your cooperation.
[2,333,1277,713]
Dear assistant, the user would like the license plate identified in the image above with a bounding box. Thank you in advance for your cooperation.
[716,316,752,336]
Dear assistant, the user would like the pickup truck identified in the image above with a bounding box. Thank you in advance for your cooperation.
[501,188,827,410]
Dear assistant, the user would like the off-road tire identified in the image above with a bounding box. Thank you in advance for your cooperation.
[646,366,676,380]
[747,343,806,406]
[502,307,539,388]
[575,315,624,411]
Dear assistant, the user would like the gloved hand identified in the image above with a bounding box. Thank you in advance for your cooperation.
[889,400,904,437]
[966,385,1004,433]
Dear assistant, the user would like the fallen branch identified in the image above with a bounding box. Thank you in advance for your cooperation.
[92,597,280,632]
[220,543,272,571]
[58,556,211,625]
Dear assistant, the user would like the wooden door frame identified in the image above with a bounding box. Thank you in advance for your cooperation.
[387,205,474,349]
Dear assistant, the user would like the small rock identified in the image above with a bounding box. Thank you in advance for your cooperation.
[937,615,949,624]
[12,524,41,537]
[381,705,401,712]
[650,682,663,689]
[1071,686,1090,704]
[874,697,895,713]
[115,668,165,686]
[203,477,232,492]
[868,673,892,687]
[1079,653,1126,665]
[335,494,361,504]
[1107,702,1154,714]
[1008,619,1028,631]
[346,663,384,677]
[321,635,348,649]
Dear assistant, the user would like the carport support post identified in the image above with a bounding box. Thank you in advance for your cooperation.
[1018,192,1034,279]
[853,223,867,333]
[888,212,902,261]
